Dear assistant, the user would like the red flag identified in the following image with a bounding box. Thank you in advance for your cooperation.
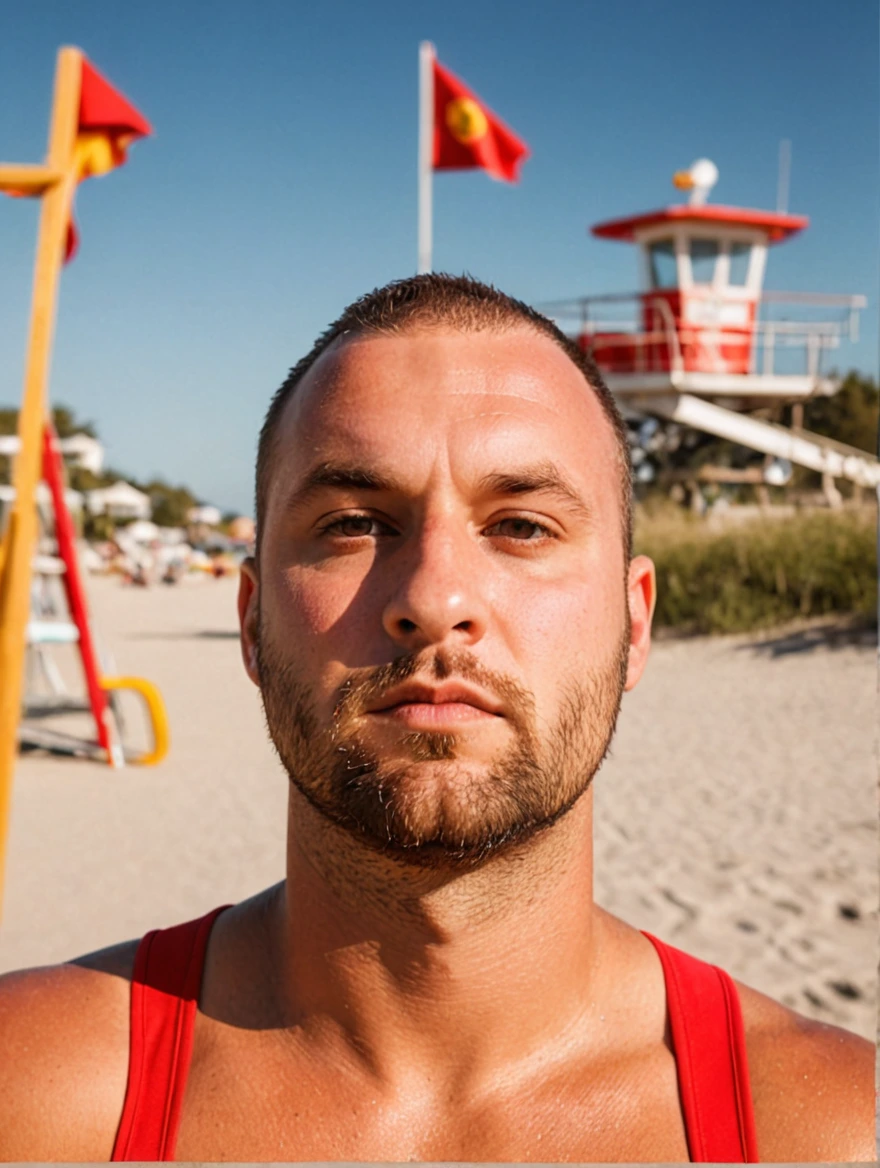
[65,58,152,260]
[433,59,529,182]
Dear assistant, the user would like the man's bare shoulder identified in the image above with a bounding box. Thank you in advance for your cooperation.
[0,940,135,1160]
[738,980,875,1163]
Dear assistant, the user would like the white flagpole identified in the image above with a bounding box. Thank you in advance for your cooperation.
[417,41,434,274]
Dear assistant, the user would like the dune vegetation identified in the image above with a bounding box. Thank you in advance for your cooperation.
[635,505,877,634]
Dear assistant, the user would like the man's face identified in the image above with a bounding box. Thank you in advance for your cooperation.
[240,327,654,865]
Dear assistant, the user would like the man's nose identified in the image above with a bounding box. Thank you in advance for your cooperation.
[381,521,489,651]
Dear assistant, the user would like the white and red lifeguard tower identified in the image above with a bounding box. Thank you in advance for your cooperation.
[548,159,878,491]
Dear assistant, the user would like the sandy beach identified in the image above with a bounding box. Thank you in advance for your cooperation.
[1,573,876,1041]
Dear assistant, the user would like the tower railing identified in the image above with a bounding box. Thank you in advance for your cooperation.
[543,292,865,380]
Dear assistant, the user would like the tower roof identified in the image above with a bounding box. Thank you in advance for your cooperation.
[591,205,809,244]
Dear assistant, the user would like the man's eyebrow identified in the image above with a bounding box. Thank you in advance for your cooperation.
[281,460,592,520]
[477,463,592,520]
[282,461,403,512]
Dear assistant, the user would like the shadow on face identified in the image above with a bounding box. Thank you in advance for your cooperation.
[239,327,655,863]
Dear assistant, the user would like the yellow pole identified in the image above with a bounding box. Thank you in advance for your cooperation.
[0,164,63,195]
[0,47,82,914]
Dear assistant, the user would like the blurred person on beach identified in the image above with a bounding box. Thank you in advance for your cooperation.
[0,276,872,1162]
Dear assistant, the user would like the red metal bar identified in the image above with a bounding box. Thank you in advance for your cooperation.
[41,423,112,756]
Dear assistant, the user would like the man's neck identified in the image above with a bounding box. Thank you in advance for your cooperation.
[273,788,607,1091]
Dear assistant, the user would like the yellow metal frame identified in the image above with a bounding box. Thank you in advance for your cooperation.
[0,47,84,914]
[101,676,170,766]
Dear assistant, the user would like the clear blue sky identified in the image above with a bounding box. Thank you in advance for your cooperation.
[1,0,876,513]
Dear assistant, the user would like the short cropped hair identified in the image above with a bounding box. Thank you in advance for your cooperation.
[256,273,632,557]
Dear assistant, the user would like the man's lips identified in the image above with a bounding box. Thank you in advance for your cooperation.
[365,682,504,727]
[375,702,498,727]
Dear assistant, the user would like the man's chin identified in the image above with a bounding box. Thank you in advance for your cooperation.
[289,756,578,870]
[330,810,548,871]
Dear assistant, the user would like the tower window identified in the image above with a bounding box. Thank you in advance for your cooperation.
[690,238,719,285]
[728,242,751,286]
[648,239,677,288]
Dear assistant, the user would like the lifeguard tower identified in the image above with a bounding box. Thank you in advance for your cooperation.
[547,159,878,492]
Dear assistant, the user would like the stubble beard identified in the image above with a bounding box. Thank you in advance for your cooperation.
[255,619,629,868]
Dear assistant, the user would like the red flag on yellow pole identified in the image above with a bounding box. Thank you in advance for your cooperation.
[4,56,151,260]
[65,58,152,259]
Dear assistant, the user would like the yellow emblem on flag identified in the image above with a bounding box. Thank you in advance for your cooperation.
[446,97,489,144]
[74,132,132,179]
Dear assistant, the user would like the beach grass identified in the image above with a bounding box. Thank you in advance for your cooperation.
[635,505,878,634]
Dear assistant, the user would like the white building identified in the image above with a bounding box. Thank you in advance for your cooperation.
[58,434,104,475]
[187,504,222,527]
[123,519,161,544]
[86,480,152,521]
[0,482,83,517]
[0,432,105,475]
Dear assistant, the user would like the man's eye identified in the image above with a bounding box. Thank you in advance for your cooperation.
[321,515,389,538]
[487,518,553,541]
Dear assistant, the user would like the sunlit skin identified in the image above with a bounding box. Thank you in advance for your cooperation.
[225,326,671,1152]
[246,328,651,771]
[0,324,873,1163]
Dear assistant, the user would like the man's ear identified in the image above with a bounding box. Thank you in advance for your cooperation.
[238,556,260,687]
[624,554,656,692]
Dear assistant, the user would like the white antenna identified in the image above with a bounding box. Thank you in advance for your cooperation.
[776,139,791,214]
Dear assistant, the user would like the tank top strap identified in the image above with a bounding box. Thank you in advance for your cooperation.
[642,931,759,1163]
[112,906,229,1162]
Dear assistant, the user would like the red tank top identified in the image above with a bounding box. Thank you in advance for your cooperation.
[111,910,759,1162]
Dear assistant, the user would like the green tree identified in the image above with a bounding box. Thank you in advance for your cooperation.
[67,466,106,493]
[0,404,98,439]
[50,404,98,440]
[796,372,878,453]
[144,478,199,528]
[83,512,116,542]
